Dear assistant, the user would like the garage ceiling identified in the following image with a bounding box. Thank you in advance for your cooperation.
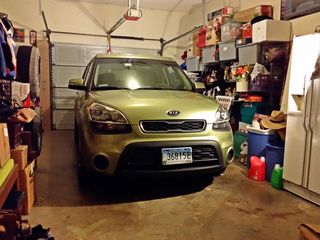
[57,0,206,12]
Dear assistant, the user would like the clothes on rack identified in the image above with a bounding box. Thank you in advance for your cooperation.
[0,16,16,79]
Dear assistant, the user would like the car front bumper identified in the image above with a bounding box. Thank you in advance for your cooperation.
[78,123,234,177]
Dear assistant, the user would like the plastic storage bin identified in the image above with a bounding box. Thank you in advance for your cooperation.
[240,102,261,124]
[219,41,237,61]
[247,126,276,168]
[186,57,204,72]
[237,43,260,66]
[265,142,284,181]
[202,45,218,63]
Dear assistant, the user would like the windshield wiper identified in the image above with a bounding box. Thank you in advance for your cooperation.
[94,86,130,90]
[134,87,190,91]
[134,87,166,90]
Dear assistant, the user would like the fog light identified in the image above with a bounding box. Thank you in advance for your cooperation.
[227,149,234,164]
[93,155,109,171]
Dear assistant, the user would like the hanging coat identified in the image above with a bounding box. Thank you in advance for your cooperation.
[0,19,16,78]
[0,27,6,77]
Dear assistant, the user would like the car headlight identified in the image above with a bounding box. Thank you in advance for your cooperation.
[88,103,131,133]
[213,106,230,130]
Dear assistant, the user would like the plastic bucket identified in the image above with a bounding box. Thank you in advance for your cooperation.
[265,143,285,182]
[247,127,276,168]
[233,131,247,158]
[236,80,248,92]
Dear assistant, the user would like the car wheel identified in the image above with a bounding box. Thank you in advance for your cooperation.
[75,126,88,188]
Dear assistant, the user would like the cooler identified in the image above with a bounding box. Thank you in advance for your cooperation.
[247,126,276,168]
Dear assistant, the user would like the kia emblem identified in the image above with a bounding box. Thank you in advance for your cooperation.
[167,110,180,116]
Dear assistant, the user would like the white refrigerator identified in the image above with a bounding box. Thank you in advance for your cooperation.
[283,33,320,205]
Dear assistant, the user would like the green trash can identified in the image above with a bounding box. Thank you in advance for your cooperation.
[234,131,247,158]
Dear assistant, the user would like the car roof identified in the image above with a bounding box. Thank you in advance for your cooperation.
[95,53,175,62]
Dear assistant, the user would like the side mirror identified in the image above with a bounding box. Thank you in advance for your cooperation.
[68,79,87,91]
[194,82,205,93]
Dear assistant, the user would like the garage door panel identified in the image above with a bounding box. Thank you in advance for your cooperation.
[52,66,86,87]
[54,98,75,110]
[53,44,86,66]
[53,110,74,129]
[85,47,106,63]
[54,88,79,99]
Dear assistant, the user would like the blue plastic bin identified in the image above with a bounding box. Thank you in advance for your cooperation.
[265,143,285,182]
[247,126,276,168]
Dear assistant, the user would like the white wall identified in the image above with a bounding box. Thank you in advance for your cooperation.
[0,0,185,61]
[290,12,320,36]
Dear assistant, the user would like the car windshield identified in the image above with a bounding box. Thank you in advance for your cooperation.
[92,58,193,91]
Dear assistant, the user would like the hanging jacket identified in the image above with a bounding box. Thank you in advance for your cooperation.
[0,28,6,77]
[0,19,16,78]
[0,24,10,77]
[17,46,31,83]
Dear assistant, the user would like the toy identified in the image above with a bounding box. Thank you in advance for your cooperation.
[240,140,248,165]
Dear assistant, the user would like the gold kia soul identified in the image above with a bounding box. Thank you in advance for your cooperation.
[69,54,234,184]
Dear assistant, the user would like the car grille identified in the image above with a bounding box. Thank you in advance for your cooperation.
[140,120,206,133]
[120,145,220,171]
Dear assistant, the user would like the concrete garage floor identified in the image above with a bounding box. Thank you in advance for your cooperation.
[29,130,320,240]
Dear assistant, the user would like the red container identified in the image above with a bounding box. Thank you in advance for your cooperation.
[248,156,265,181]
[198,27,207,48]
[242,23,252,44]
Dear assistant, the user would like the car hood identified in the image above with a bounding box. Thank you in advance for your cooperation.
[89,90,220,124]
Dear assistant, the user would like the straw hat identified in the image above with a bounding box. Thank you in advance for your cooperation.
[261,110,286,130]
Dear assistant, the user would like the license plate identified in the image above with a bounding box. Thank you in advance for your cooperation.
[162,147,193,165]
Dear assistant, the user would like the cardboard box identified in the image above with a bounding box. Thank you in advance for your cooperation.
[187,44,201,58]
[252,20,292,43]
[193,45,202,57]
[18,159,35,215]
[233,5,273,22]
[207,6,234,21]
[0,123,11,167]
[221,22,242,42]
[209,15,232,27]
[187,45,193,58]
[206,26,220,46]
[299,224,320,240]
[10,145,28,170]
